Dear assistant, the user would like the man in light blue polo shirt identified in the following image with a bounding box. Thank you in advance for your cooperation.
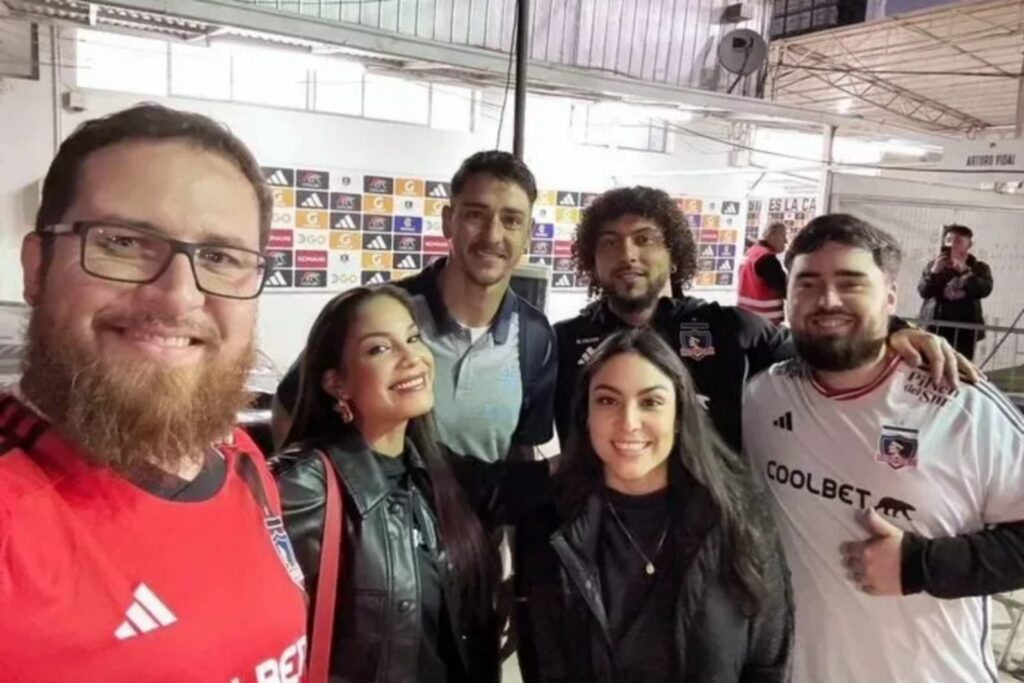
[272,151,556,463]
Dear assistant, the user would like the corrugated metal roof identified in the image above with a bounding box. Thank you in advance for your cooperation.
[767,0,1024,134]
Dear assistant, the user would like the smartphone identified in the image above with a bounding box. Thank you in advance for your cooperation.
[939,245,951,258]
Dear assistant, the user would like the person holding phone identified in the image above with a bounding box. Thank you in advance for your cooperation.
[918,224,993,361]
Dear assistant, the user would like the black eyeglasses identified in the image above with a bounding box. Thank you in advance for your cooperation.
[39,221,270,300]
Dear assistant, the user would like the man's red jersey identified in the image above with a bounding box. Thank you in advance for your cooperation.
[0,394,308,683]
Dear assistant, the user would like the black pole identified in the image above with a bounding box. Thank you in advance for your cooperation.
[512,0,529,159]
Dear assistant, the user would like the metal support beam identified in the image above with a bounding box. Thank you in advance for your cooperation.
[513,0,528,159]
[773,44,990,133]
[895,21,1013,76]
[818,124,835,215]
[1016,56,1024,139]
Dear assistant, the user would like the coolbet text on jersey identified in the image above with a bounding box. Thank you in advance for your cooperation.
[0,395,308,683]
[743,356,1024,683]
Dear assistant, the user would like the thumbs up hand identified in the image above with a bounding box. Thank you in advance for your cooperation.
[840,508,905,596]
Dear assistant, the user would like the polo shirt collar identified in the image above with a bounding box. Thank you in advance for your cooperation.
[418,256,517,345]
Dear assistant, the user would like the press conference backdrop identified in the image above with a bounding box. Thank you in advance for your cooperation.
[832,192,1024,370]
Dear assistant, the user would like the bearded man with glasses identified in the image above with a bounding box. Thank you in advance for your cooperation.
[0,105,307,682]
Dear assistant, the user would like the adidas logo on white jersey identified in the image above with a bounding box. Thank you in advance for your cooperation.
[300,193,324,209]
[334,214,357,229]
[365,272,387,285]
[396,255,418,269]
[577,346,596,366]
[114,584,177,640]
[429,184,448,198]
[772,411,793,431]
[366,236,388,250]
[266,271,290,287]
[266,170,289,186]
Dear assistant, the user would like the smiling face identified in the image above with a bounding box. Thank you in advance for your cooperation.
[593,214,671,314]
[787,241,896,372]
[442,172,531,288]
[587,352,676,495]
[328,294,435,431]
[20,139,261,469]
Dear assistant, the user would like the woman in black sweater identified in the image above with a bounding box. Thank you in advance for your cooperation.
[516,327,794,683]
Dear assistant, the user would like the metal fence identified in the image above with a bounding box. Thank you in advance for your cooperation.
[907,318,1024,411]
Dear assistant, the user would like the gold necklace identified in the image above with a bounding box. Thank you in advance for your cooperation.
[605,499,670,576]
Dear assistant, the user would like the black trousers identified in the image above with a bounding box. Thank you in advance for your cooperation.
[929,324,978,362]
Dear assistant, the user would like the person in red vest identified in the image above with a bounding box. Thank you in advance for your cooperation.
[738,221,788,324]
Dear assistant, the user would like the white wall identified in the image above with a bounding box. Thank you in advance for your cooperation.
[0,26,749,370]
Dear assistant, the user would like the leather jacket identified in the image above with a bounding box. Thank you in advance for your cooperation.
[917,254,993,339]
[272,428,549,683]
[515,468,794,683]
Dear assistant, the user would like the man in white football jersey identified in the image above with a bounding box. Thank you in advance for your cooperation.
[743,213,1024,683]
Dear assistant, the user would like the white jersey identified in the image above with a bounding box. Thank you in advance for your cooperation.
[743,354,1024,683]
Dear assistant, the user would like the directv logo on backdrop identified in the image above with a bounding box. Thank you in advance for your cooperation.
[532,223,555,239]
[394,216,423,234]
[426,181,450,199]
[262,167,294,187]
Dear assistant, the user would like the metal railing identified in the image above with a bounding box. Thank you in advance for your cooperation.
[907,318,1024,411]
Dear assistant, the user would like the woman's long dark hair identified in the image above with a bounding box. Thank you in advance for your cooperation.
[284,285,496,618]
[558,327,772,615]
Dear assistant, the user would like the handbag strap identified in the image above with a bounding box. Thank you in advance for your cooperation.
[309,449,343,683]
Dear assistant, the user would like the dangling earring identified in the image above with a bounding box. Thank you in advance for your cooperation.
[333,397,354,423]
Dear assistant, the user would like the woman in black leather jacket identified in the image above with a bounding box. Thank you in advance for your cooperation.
[273,285,544,683]
[516,328,794,683]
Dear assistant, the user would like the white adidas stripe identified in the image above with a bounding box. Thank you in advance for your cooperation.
[267,170,289,185]
[335,215,357,229]
[397,255,417,268]
[114,584,177,640]
[366,273,386,284]
[300,193,324,208]
[367,236,387,249]
[559,194,575,206]
[267,271,289,286]
[429,184,448,198]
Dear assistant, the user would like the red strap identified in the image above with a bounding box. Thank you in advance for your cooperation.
[309,450,343,683]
